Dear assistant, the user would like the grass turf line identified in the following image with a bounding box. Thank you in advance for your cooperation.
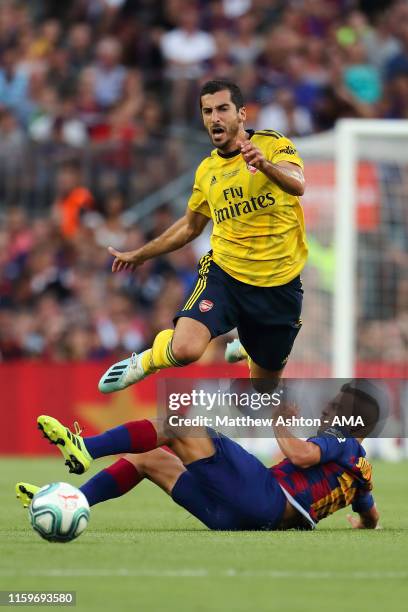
[0,457,407,612]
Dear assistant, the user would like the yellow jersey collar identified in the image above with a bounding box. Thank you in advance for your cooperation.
[216,129,255,159]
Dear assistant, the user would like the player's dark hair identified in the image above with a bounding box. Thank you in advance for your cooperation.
[340,382,380,437]
[200,80,244,111]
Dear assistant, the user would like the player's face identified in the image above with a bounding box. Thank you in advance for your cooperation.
[318,392,354,434]
[201,90,246,152]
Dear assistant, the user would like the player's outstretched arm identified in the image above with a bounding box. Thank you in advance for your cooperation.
[272,403,321,468]
[347,505,381,529]
[258,160,305,197]
[238,138,305,196]
[108,208,210,272]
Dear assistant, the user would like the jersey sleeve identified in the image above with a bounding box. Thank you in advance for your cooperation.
[308,434,350,463]
[270,136,304,169]
[351,490,375,513]
[187,173,211,218]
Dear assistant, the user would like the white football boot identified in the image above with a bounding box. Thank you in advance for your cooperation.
[224,339,246,363]
[98,351,148,393]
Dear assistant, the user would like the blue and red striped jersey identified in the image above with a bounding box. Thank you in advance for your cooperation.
[270,430,374,523]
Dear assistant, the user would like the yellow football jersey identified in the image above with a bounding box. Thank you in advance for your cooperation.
[187,129,308,287]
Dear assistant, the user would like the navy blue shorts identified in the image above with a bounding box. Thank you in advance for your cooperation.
[171,431,286,531]
[174,251,303,370]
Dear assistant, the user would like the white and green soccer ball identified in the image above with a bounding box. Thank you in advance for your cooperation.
[29,482,90,543]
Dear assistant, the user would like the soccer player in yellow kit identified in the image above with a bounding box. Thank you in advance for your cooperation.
[99,80,308,392]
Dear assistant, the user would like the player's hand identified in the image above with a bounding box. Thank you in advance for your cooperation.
[108,246,144,273]
[346,513,382,529]
[238,139,266,171]
[346,513,364,529]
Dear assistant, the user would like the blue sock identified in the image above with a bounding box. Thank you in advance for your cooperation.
[80,471,120,506]
[80,459,142,506]
[84,420,157,459]
[84,425,132,459]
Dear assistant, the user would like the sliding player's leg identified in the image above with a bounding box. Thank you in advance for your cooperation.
[15,457,141,509]
[79,456,143,506]
[33,416,287,530]
[36,415,165,474]
[166,428,287,530]
[15,445,241,531]
[126,428,270,530]
[15,444,235,531]
[135,424,287,531]
[77,447,185,506]
[123,448,186,494]
[36,409,214,476]
[15,447,183,509]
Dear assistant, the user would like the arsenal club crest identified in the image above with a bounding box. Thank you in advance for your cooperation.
[199,299,214,312]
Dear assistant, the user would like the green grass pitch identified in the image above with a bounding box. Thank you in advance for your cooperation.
[0,457,407,611]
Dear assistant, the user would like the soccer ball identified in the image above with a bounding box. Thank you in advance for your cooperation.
[29,482,90,543]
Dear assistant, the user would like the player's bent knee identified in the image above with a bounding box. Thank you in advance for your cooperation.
[121,453,146,476]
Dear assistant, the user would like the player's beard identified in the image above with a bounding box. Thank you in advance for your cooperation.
[210,124,239,151]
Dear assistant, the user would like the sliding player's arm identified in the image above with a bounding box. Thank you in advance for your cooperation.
[273,424,321,468]
[108,207,210,272]
[347,504,381,530]
[347,482,380,529]
[272,403,321,468]
[238,139,305,196]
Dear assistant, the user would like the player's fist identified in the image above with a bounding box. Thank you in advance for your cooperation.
[238,140,266,170]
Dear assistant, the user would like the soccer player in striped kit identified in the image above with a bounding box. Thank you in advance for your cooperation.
[18,382,381,532]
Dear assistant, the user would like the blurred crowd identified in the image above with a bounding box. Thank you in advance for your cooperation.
[0,0,407,363]
[0,195,221,361]
[1,0,407,137]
